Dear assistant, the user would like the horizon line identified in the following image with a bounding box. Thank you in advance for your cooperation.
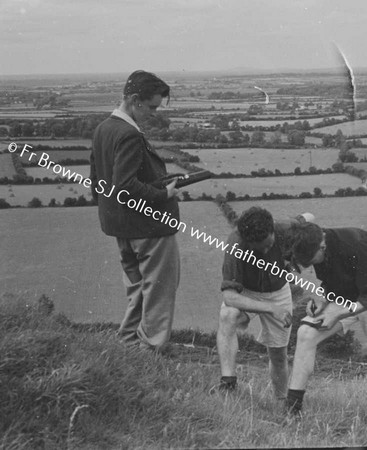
[2,66,367,79]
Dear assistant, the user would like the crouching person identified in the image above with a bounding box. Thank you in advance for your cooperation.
[216,207,310,399]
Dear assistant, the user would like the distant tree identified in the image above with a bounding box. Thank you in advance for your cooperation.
[0,198,11,209]
[332,161,344,172]
[243,133,250,145]
[294,167,302,175]
[335,129,346,148]
[309,166,317,174]
[322,134,334,147]
[228,130,243,144]
[302,120,311,131]
[28,197,42,208]
[181,191,192,201]
[313,187,323,197]
[10,121,22,137]
[251,129,265,145]
[21,122,34,137]
[75,195,88,206]
[299,192,312,198]
[270,130,282,145]
[218,134,229,144]
[339,146,358,163]
[335,188,346,197]
[226,191,237,201]
[48,198,57,207]
[287,130,305,146]
[64,197,77,207]
[248,104,263,115]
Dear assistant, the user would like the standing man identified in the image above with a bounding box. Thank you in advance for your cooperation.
[286,223,367,416]
[216,207,310,398]
[90,70,180,351]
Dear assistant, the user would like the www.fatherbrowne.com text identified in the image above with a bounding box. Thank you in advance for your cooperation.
[9,143,357,313]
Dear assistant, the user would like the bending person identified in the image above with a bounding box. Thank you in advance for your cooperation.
[286,223,367,416]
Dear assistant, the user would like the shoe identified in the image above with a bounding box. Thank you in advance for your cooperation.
[209,379,237,395]
[282,402,303,424]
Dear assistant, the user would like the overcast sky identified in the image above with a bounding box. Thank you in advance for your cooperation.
[1,0,366,75]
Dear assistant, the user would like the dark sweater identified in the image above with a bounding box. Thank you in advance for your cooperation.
[90,115,180,238]
[221,222,291,294]
[315,228,367,307]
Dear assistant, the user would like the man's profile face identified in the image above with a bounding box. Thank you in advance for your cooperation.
[307,239,326,265]
[134,94,163,122]
[248,232,275,254]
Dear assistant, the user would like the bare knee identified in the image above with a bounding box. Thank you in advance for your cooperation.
[296,324,319,347]
[219,304,240,331]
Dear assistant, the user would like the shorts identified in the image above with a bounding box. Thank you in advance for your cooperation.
[224,282,292,348]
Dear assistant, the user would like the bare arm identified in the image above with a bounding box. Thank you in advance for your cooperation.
[223,289,273,313]
[223,289,292,328]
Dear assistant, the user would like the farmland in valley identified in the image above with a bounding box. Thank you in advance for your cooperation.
[184,147,340,174]
[21,150,91,166]
[25,165,90,180]
[350,148,367,160]
[23,162,185,180]
[182,173,361,198]
[238,116,344,128]
[314,119,367,136]
[9,138,92,148]
[0,183,92,206]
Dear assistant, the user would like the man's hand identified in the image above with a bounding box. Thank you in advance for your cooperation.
[270,306,293,328]
[166,178,179,199]
[317,302,350,330]
[306,297,326,317]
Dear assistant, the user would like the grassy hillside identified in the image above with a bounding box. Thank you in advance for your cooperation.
[1,294,367,449]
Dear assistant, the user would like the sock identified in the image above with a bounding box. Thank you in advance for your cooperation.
[220,376,237,390]
[286,389,305,413]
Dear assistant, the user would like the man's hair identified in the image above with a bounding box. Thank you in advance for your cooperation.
[237,207,274,242]
[123,70,170,101]
[292,222,324,266]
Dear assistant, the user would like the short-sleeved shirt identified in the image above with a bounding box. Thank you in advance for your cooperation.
[314,228,367,307]
[221,222,293,294]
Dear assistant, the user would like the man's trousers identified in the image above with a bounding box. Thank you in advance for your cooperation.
[116,234,180,348]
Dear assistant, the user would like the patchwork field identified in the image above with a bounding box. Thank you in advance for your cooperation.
[184,147,340,174]
[20,150,91,167]
[182,173,361,198]
[351,148,367,160]
[25,165,90,180]
[239,116,344,128]
[0,183,92,206]
[344,162,367,171]
[2,163,191,204]
[6,139,92,148]
[315,119,367,136]
[0,202,230,328]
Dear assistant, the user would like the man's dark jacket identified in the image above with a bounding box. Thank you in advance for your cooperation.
[90,115,180,238]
